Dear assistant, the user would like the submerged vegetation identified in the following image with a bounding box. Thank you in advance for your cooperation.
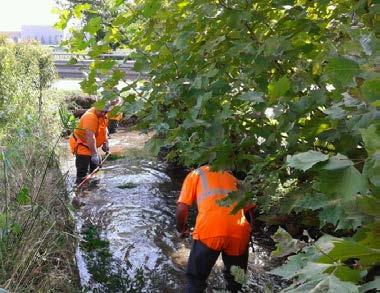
[81,223,145,292]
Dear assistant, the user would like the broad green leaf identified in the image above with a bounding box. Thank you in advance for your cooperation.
[268,76,290,102]
[91,59,116,71]
[361,79,380,105]
[271,227,307,257]
[323,105,346,120]
[80,78,98,94]
[145,137,166,156]
[312,275,359,293]
[358,195,380,216]
[133,59,149,72]
[192,77,203,89]
[174,31,193,50]
[287,151,329,171]
[142,0,160,17]
[318,205,345,227]
[297,263,333,279]
[363,153,380,189]
[333,266,363,283]
[262,36,291,57]
[354,224,380,248]
[54,9,71,30]
[360,124,380,156]
[359,277,380,293]
[84,16,102,35]
[16,187,31,205]
[318,239,380,266]
[205,68,218,78]
[325,57,361,87]
[315,166,367,198]
[270,253,306,280]
[191,94,206,119]
[88,44,110,58]
[294,193,329,210]
[322,154,353,170]
[103,69,125,89]
[73,3,92,18]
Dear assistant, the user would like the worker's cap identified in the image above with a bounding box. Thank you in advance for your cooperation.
[102,102,112,112]
[95,101,112,113]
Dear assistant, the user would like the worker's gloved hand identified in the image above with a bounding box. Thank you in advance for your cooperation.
[90,153,101,167]
[102,141,109,153]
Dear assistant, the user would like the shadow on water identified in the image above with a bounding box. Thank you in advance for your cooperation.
[59,129,287,292]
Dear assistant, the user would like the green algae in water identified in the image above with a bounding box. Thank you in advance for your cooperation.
[117,182,138,189]
[107,153,126,161]
[80,224,145,292]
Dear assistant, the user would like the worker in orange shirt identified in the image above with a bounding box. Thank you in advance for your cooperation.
[107,112,123,134]
[176,165,255,293]
[106,97,123,134]
[69,103,110,185]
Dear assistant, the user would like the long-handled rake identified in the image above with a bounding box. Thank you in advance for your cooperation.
[76,152,110,189]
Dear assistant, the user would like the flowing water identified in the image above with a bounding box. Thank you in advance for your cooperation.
[59,128,286,292]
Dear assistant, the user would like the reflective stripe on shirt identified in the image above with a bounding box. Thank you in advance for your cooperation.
[196,168,234,204]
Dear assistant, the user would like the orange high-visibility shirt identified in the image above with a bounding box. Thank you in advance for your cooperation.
[69,107,108,156]
[177,166,251,240]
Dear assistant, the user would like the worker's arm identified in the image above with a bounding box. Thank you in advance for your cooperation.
[85,130,97,155]
[176,202,190,237]
[102,127,110,153]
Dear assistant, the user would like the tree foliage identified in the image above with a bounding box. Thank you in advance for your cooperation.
[57,0,380,291]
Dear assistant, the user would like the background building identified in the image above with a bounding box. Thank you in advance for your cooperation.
[21,25,62,45]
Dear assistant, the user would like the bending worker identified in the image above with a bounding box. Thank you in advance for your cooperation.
[176,165,254,292]
[69,104,110,185]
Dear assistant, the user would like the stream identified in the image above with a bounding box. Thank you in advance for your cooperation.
[59,128,286,292]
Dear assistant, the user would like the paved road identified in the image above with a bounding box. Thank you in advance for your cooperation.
[54,60,142,79]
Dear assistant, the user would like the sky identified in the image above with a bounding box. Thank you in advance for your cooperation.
[0,0,59,31]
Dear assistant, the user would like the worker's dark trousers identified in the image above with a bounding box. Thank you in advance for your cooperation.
[108,120,118,134]
[185,240,249,293]
[75,154,97,184]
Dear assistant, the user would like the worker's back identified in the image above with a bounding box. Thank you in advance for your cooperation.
[179,166,251,240]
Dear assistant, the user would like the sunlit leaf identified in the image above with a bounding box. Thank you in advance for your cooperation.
[268,76,290,102]
[287,151,329,171]
[84,16,102,35]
